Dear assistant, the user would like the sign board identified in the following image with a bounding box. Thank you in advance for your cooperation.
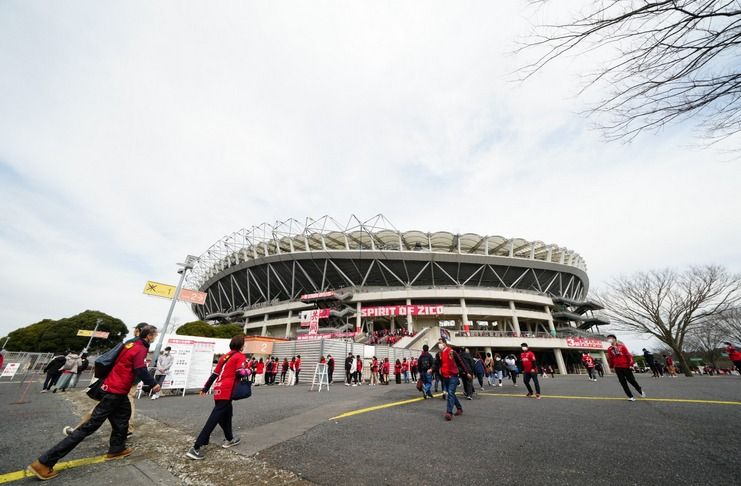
[300,291,336,301]
[144,281,207,305]
[1,363,20,379]
[565,336,606,349]
[179,288,207,305]
[162,338,216,391]
[144,281,177,299]
[76,330,110,339]
[361,304,444,318]
[243,340,274,355]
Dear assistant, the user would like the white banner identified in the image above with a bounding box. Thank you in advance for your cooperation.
[1,363,20,378]
[161,338,216,390]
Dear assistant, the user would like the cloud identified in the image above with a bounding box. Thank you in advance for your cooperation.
[0,0,739,350]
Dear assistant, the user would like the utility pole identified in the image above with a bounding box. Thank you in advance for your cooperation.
[1,336,9,350]
[82,319,102,354]
[151,255,198,367]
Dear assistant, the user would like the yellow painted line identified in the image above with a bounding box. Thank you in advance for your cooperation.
[0,455,107,484]
[330,393,444,420]
[478,392,741,406]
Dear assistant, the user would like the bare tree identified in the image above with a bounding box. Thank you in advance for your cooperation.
[522,1,741,143]
[597,265,741,376]
[717,307,741,344]
[686,318,728,368]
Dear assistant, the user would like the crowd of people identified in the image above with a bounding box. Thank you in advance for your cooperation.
[366,328,416,345]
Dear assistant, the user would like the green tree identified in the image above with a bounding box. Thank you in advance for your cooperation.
[4,310,129,353]
[176,321,243,339]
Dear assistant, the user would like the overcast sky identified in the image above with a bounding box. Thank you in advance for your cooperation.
[1,1,740,352]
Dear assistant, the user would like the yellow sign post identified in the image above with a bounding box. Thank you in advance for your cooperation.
[143,281,178,299]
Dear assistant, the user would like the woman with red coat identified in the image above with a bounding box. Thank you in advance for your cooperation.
[607,334,646,401]
[255,358,265,386]
[280,358,289,385]
[520,343,541,399]
[382,358,390,384]
[187,335,247,460]
[370,357,379,386]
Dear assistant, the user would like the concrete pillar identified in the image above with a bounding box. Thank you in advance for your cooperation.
[390,316,396,332]
[261,314,268,336]
[243,317,249,335]
[545,306,557,336]
[406,298,413,333]
[510,301,521,337]
[460,298,469,334]
[599,351,611,375]
[554,348,567,375]
[284,310,292,339]
[355,302,362,333]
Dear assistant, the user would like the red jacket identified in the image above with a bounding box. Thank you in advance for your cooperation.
[726,345,741,361]
[401,362,409,372]
[295,358,301,371]
[211,351,247,400]
[256,362,265,374]
[103,339,150,395]
[356,360,362,372]
[440,347,459,378]
[607,343,634,369]
[665,356,674,366]
[394,363,401,374]
[520,351,537,373]
[582,355,594,368]
[382,361,390,373]
[372,359,379,372]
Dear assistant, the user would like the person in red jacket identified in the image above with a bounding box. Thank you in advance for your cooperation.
[520,343,541,399]
[29,325,161,480]
[436,337,464,420]
[724,342,741,374]
[294,355,302,384]
[606,334,646,401]
[581,352,597,382]
[187,334,248,460]
[370,357,379,386]
[394,359,402,384]
[382,358,390,384]
[280,358,289,385]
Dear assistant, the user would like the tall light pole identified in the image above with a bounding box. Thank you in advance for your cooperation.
[151,255,198,367]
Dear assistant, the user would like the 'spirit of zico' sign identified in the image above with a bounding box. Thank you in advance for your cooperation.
[361,305,444,318]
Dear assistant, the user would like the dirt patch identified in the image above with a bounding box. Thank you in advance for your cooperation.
[64,392,314,485]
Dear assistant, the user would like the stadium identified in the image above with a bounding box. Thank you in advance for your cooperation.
[186,215,611,375]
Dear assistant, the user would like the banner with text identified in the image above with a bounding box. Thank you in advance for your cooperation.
[162,338,216,390]
[361,304,444,318]
[565,336,606,349]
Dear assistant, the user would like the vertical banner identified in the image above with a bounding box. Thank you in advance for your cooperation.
[162,339,193,389]
[186,340,216,389]
[161,338,216,391]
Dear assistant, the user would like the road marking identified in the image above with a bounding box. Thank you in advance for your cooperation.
[329,394,443,420]
[329,391,741,421]
[478,392,741,406]
[0,455,107,484]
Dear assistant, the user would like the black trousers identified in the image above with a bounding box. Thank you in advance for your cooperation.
[586,367,595,379]
[195,400,233,448]
[615,368,642,398]
[294,370,300,384]
[280,371,287,383]
[43,372,61,390]
[346,370,352,384]
[524,372,541,394]
[39,392,130,467]
[461,375,474,397]
[328,368,334,383]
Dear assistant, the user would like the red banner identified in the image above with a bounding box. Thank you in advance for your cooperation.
[361,304,444,318]
[565,336,605,349]
[299,309,331,333]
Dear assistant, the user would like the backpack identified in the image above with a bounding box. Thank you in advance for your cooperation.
[93,342,125,379]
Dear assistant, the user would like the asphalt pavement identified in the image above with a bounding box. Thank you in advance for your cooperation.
[2,373,740,485]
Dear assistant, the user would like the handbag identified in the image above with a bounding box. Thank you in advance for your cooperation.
[86,379,105,401]
[416,378,423,392]
[231,375,252,400]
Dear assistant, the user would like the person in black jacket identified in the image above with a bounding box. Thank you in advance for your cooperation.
[459,348,476,399]
[41,353,67,393]
[344,353,354,386]
[417,345,435,399]
[433,352,442,394]
[327,355,335,384]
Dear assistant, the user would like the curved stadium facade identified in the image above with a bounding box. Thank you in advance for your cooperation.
[187,215,610,374]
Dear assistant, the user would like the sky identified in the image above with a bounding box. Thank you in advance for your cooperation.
[1,1,740,352]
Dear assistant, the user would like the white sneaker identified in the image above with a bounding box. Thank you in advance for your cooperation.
[640,391,646,398]
[150,394,159,400]
[498,383,503,387]
[628,397,636,402]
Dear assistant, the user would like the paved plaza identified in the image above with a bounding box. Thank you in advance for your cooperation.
[1,374,740,485]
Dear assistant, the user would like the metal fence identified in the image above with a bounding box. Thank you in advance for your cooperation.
[0,352,54,381]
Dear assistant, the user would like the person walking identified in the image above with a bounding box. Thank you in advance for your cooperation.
[459,348,476,399]
[345,353,354,386]
[287,357,296,386]
[255,358,265,386]
[29,326,161,480]
[492,353,504,387]
[41,352,66,393]
[606,334,646,401]
[186,335,247,460]
[411,358,418,382]
[382,358,390,385]
[69,353,89,389]
[402,358,410,383]
[433,352,442,393]
[581,352,597,382]
[53,350,82,393]
[594,360,604,378]
[356,355,363,385]
[663,354,677,377]
[151,347,173,399]
[473,353,486,391]
[643,349,661,378]
[436,338,464,421]
[418,345,434,398]
[520,343,541,399]
[394,359,402,384]
[504,353,519,386]
[484,352,494,385]
[327,355,335,384]
[724,342,741,374]
[370,356,379,386]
